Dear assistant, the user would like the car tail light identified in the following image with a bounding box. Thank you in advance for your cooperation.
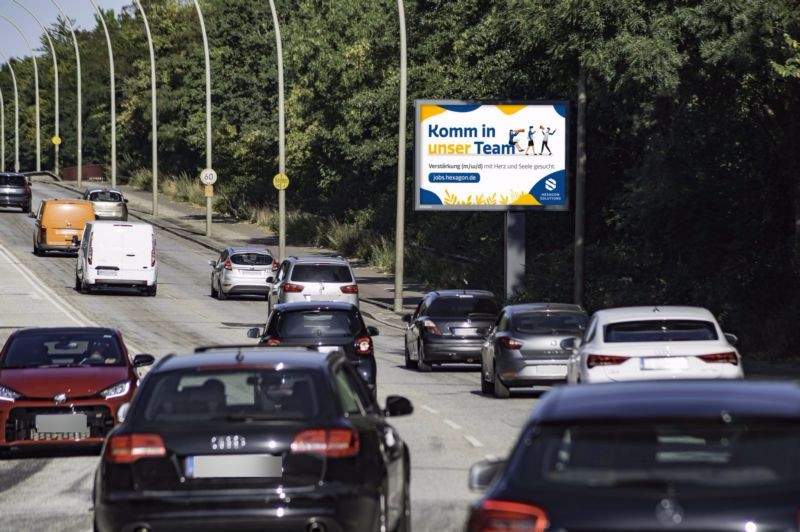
[423,319,442,336]
[587,354,630,368]
[105,434,166,463]
[87,232,94,265]
[24,184,31,194]
[697,352,738,365]
[224,258,232,270]
[467,499,548,532]
[291,428,360,458]
[355,336,373,355]
[265,338,281,346]
[499,337,523,349]
[272,260,279,272]
[340,284,359,294]
[283,283,304,293]
[151,234,157,267]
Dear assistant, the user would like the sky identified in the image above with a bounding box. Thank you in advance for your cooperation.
[0,0,131,61]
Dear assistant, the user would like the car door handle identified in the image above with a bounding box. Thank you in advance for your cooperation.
[126,253,136,257]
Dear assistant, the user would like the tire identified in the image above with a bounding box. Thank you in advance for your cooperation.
[33,239,42,256]
[394,475,411,532]
[210,278,218,298]
[404,343,418,369]
[74,273,81,292]
[493,363,510,399]
[147,284,158,297]
[80,276,91,295]
[22,204,30,214]
[480,359,495,395]
[417,342,432,372]
[217,280,227,300]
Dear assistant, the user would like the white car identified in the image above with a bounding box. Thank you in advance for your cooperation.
[566,306,743,383]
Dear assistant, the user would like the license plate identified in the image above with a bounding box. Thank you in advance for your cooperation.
[185,454,283,479]
[35,414,87,433]
[453,328,477,336]
[537,365,567,376]
[97,269,118,276]
[641,357,689,371]
[241,270,262,276]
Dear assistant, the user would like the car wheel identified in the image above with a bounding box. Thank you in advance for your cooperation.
[493,363,510,399]
[210,278,218,298]
[33,239,42,256]
[22,204,30,214]
[417,342,432,372]
[480,359,495,395]
[147,284,158,297]
[217,280,227,300]
[404,343,418,369]
[394,475,411,532]
[80,276,91,294]
[74,273,81,292]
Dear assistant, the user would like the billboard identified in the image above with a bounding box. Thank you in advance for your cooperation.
[414,100,568,211]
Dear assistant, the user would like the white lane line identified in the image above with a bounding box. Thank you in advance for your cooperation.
[443,419,462,431]
[419,404,439,414]
[464,435,484,448]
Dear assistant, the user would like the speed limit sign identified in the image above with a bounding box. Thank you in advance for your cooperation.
[200,168,218,185]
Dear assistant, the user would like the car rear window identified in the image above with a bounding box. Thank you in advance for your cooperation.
[88,191,123,202]
[1,332,125,368]
[138,369,328,423]
[231,253,273,266]
[0,175,26,187]
[290,264,353,283]
[269,310,360,338]
[427,296,499,317]
[604,320,718,342]
[513,312,587,334]
[511,420,800,491]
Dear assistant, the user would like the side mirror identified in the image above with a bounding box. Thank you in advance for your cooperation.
[384,395,413,417]
[208,260,217,268]
[724,333,738,346]
[123,198,129,203]
[468,458,506,491]
[266,276,275,284]
[367,326,380,337]
[560,337,581,350]
[401,314,412,323]
[133,354,155,368]
[116,402,131,423]
[71,235,79,246]
[246,327,262,339]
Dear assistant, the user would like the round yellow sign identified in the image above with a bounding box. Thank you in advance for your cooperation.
[51,136,62,145]
[273,173,289,190]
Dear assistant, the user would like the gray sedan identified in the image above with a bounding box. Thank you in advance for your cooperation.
[480,303,587,398]
[83,187,128,220]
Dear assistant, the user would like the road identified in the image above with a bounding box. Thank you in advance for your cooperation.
[0,181,540,532]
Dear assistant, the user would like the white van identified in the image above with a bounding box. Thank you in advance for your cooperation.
[75,220,158,296]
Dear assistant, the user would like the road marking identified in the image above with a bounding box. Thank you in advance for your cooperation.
[419,404,439,414]
[464,435,484,448]
[443,419,462,431]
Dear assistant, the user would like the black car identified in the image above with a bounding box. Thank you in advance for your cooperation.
[402,290,500,372]
[467,380,800,531]
[94,346,412,532]
[0,172,32,213]
[248,301,379,393]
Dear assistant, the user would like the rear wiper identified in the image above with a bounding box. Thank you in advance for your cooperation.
[217,414,299,422]
[468,312,496,318]
[607,478,677,491]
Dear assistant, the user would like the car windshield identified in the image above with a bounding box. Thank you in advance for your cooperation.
[88,190,123,202]
[269,310,360,338]
[138,368,326,423]
[230,252,272,266]
[513,312,587,334]
[1,332,125,368]
[511,420,800,491]
[604,320,718,342]
[0,175,26,187]
[427,296,499,317]
[291,264,353,283]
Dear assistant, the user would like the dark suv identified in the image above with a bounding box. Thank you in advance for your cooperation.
[403,290,500,372]
[0,173,32,213]
[248,301,379,393]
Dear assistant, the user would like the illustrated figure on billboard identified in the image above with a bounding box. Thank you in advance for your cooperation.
[508,129,525,153]
[539,125,556,155]
[525,126,536,155]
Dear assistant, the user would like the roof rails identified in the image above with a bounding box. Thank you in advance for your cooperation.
[193,344,325,354]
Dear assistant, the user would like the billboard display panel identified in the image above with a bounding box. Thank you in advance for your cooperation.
[414,100,568,211]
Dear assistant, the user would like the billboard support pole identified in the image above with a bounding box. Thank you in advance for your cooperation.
[505,211,526,301]
[574,66,586,307]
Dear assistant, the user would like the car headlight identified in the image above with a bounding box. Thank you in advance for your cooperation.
[99,381,131,399]
[0,384,22,402]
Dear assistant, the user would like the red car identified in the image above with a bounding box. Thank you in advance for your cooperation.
[0,327,153,452]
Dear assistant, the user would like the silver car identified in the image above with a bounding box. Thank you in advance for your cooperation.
[83,187,128,220]
[267,256,358,315]
[210,246,277,300]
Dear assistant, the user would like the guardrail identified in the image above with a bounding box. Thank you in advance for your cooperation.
[24,170,61,182]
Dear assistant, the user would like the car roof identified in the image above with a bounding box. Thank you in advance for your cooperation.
[427,289,496,298]
[0,172,25,177]
[8,326,121,338]
[43,199,92,205]
[153,347,338,373]
[533,380,800,422]
[85,187,123,194]
[592,306,717,323]
[226,246,273,255]
[290,255,349,265]
[273,301,359,312]
[89,220,151,228]
[505,303,585,314]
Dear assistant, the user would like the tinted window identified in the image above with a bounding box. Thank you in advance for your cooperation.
[427,296,499,317]
[290,264,353,283]
[139,369,326,423]
[89,191,123,202]
[2,332,124,368]
[231,252,272,265]
[604,320,718,342]
[269,310,360,338]
[513,312,587,334]
[511,421,800,490]
[334,368,364,416]
[0,175,26,187]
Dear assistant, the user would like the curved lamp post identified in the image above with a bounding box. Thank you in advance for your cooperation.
[267,0,286,261]
[0,54,20,172]
[48,0,81,186]
[13,0,59,175]
[0,16,41,172]
[393,0,407,312]
[88,0,117,187]
[133,0,158,216]
[192,0,212,236]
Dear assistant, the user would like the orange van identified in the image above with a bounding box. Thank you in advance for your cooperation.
[32,199,96,255]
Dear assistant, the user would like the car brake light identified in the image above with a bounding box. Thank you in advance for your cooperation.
[586,354,630,368]
[340,284,359,294]
[87,232,94,265]
[266,338,281,346]
[355,336,372,355]
[224,258,232,270]
[105,433,166,463]
[283,283,304,293]
[272,260,279,272]
[468,499,548,532]
[151,234,157,267]
[499,337,523,349]
[24,184,31,194]
[291,428,360,458]
[697,352,738,365]
[423,319,442,336]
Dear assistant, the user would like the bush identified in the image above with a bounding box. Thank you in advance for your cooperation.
[369,237,395,272]
[127,168,152,190]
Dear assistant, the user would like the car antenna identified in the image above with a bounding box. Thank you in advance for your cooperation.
[653,306,661,313]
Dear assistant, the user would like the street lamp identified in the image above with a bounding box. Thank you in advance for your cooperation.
[267,0,286,261]
[13,0,60,176]
[133,0,158,216]
[88,0,117,188]
[191,0,213,237]
[0,16,41,172]
[1,87,5,171]
[393,0,408,313]
[0,54,20,172]
[48,0,82,187]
